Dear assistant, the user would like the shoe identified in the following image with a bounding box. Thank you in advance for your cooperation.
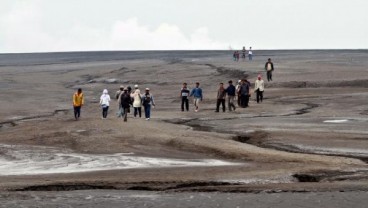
[195,110,198,112]
[146,118,150,121]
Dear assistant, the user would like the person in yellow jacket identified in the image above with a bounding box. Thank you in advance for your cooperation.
[73,88,84,120]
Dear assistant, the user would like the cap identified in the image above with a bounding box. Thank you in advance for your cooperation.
[120,85,124,89]
[123,88,128,91]
[134,84,139,88]
[145,88,150,91]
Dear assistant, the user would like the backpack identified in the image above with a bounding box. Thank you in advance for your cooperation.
[143,94,151,105]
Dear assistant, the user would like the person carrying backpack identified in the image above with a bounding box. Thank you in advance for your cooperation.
[115,85,124,117]
[118,88,132,122]
[142,88,155,121]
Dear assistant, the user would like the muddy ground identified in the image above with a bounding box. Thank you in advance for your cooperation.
[0,50,367,206]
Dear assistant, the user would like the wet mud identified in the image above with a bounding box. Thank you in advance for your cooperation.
[0,51,368,206]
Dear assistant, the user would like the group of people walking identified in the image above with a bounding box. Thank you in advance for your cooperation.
[115,85,155,121]
[72,58,274,120]
[233,46,253,61]
[72,85,155,122]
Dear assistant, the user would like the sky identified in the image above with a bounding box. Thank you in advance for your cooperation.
[0,0,367,53]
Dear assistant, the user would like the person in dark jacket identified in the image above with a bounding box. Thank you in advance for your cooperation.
[239,79,251,108]
[142,88,156,120]
[226,80,236,111]
[119,88,132,122]
[180,83,190,111]
[265,58,274,82]
[216,83,226,112]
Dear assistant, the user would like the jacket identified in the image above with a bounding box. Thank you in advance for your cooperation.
[226,85,236,96]
[142,93,155,106]
[265,62,274,71]
[100,90,111,107]
[119,92,132,108]
[73,92,84,107]
[181,87,190,98]
[254,79,265,92]
[239,83,250,95]
[190,87,203,100]
[131,89,142,108]
[217,88,226,99]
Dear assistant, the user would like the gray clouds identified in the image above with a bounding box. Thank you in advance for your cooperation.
[1,0,367,52]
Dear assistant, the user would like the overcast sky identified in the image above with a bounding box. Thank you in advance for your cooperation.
[1,0,367,53]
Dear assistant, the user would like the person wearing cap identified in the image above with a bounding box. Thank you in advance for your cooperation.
[142,88,155,120]
[189,82,203,112]
[131,85,142,118]
[72,88,84,120]
[115,85,124,117]
[180,83,190,111]
[118,88,132,122]
[226,80,236,111]
[254,74,265,103]
[99,89,111,119]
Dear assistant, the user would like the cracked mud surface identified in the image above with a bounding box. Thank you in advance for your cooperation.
[0,50,367,206]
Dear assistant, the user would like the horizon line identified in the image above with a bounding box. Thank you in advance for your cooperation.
[1,48,368,55]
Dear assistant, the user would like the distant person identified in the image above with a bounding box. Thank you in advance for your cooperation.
[72,88,84,120]
[99,89,111,119]
[226,80,236,111]
[131,85,142,118]
[119,88,131,122]
[235,80,242,106]
[254,75,265,103]
[142,88,155,120]
[239,79,251,108]
[115,85,124,117]
[233,51,237,61]
[242,46,246,59]
[248,47,253,61]
[190,82,203,112]
[236,51,240,61]
[180,83,190,111]
[215,83,226,112]
[265,58,274,81]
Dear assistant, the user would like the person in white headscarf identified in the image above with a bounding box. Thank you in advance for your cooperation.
[131,85,142,118]
[100,89,111,119]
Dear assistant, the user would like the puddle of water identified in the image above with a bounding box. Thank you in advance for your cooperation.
[293,144,368,157]
[0,144,239,176]
[323,119,349,123]
[221,175,294,185]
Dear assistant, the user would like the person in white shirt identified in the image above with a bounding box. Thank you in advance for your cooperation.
[99,89,111,119]
[248,47,253,61]
[131,85,142,118]
[254,75,265,103]
[265,58,274,81]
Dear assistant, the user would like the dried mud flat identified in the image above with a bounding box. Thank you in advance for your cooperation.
[0,50,367,207]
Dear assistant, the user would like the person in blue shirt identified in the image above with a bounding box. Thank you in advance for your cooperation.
[226,80,236,111]
[189,82,203,112]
